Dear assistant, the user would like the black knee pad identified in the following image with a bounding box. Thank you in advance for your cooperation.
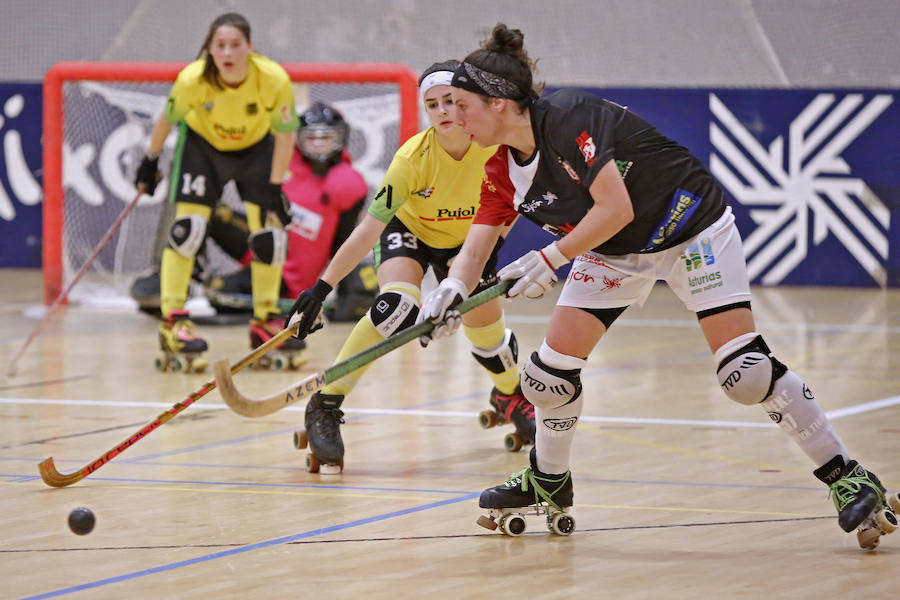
[248,227,288,265]
[471,329,518,374]
[368,288,419,337]
[168,215,207,258]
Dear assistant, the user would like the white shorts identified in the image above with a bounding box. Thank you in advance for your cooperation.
[557,207,752,314]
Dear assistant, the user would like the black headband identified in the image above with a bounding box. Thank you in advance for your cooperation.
[451,61,527,100]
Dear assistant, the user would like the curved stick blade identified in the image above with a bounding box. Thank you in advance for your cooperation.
[38,457,85,488]
[215,358,326,418]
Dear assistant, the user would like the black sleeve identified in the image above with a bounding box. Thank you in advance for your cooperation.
[330,197,365,257]
[544,94,617,187]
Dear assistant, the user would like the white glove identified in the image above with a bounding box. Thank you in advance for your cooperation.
[415,277,468,347]
[498,241,570,299]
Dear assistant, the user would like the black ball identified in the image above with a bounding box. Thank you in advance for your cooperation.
[68,507,95,535]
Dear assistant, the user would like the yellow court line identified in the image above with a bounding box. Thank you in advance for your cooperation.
[576,503,822,518]
[578,424,900,488]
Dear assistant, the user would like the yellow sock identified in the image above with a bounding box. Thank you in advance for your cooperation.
[322,282,421,397]
[160,203,210,318]
[464,317,519,395]
[244,202,284,320]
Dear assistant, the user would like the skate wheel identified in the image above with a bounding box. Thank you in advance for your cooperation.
[154,356,166,371]
[857,527,881,550]
[306,453,319,473]
[477,515,498,531]
[500,514,526,536]
[272,355,287,371]
[887,491,900,513]
[293,430,308,449]
[479,410,498,429]
[289,355,307,370]
[875,508,898,534]
[191,358,208,373]
[171,356,186,372]
[504,433,525,452]
[548,512,576,536]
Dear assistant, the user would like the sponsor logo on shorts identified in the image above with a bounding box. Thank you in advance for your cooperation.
[543,417,578,431]
[684,238,725,295]
[576,131,597,166]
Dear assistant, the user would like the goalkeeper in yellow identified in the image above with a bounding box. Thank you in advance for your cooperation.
[285,60,534,473]
[134,12,303,372]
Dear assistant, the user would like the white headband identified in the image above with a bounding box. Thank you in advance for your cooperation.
[419,70,454,102]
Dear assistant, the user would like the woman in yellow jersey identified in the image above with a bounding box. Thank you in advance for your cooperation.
[134,12,304,372]
[286,61,534,473]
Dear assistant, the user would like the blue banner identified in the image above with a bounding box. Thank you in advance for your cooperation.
[500,87,898,287]
[0,83,43,267]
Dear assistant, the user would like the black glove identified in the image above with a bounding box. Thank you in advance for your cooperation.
[261,182,291,227]
[135,154,160,195]
[287,278,333,339]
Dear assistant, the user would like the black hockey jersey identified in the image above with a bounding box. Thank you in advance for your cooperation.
[475,88,726,255]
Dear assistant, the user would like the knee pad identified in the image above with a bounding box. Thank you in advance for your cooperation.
[471,329,518,374]
[248,227,288,266]
[715,333,787,405]
[168,214,207,258]
[367,284,420,337]
[521,350,583,410]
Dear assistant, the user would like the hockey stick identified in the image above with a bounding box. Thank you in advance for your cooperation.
[216,280,512,418]
[7,188,146,378]
[37,322,300,487]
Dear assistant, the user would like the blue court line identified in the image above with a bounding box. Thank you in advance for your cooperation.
[18,491,478,600]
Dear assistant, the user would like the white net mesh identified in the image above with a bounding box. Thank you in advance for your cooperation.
[57,73,409,305]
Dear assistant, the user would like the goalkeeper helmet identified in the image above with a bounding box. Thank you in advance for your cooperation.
[297,102,349,174]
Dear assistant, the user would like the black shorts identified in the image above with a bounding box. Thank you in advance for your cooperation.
[168,124,275,210]
[374,217,502,293]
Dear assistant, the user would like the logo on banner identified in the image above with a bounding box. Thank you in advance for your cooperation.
[0,94,42,221]
[709,92,893,286]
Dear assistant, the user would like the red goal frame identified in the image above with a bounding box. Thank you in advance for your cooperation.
[42,61,419,304]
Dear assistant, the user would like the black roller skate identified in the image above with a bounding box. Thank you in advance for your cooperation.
[476,447,575,536]
[293,393,345,474]
[249,312,307,370]
[156,310,208,373]
[479,386,536,452]
[815,455,900,549]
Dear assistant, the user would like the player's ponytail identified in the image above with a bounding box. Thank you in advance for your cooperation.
[197,12,252,89]
[456,23,543,110]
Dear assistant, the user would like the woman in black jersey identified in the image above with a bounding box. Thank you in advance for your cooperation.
[416,23,892,542]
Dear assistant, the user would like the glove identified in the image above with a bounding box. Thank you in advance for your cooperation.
[498,241,570,299]
[287,278,333,339]
[134,154,160,195]
[261,182,291,227]
[415,277,468,347]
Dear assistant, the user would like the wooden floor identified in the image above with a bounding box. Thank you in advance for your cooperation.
[1,267,899,599]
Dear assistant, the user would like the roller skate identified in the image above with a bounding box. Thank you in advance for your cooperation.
[479,386,536,452]
[293,393,345,474]
[155,310,208,373]
[815,455,900,549]
[476,447,575,536]
[248,312,307,370]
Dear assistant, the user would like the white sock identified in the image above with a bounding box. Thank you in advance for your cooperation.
[533,341,586,475]
[761,370,849,466]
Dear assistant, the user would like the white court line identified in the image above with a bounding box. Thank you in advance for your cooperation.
[1,395,898,429]
[507,315,900,334]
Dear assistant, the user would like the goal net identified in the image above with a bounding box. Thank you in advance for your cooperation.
[43,62,418,306]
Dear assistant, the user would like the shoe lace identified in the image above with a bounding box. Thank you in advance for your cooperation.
[312,407,345,436]
[503,466,569,511]
[829,474,883,511]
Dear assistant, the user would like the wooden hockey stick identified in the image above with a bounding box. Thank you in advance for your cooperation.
[216,280,511,418]
[37,322,300,487]
[7,188,146,378]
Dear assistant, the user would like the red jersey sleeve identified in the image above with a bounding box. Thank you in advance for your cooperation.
[474,148,519,227]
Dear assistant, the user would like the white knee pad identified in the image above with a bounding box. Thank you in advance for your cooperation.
[715,333,787,405]
[168,214,207,258]
[521,341,585,410]
[471,329,518,374]
[367,283,420,337]
[248,227,288,266]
